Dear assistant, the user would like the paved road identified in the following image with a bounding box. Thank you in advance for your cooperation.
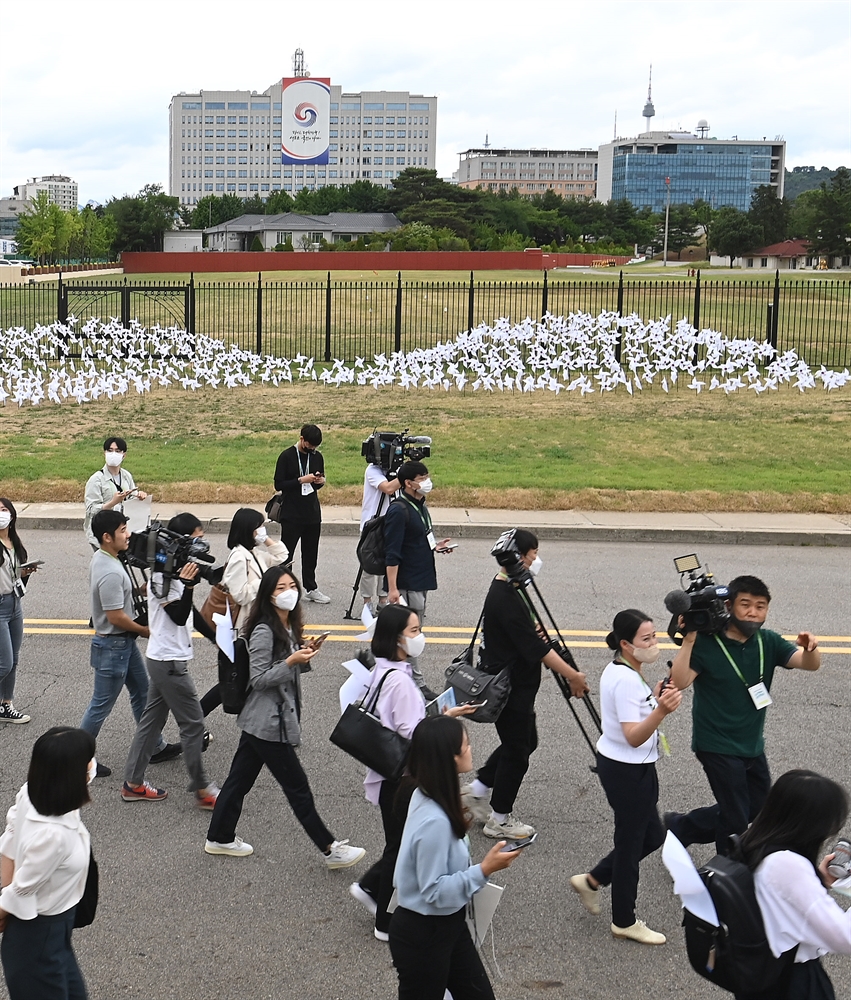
[1,531,849,1000]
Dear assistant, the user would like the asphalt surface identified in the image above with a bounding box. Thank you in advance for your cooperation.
[1,530,849,1000]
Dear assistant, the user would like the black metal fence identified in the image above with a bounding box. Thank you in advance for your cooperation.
[1,271,849,368]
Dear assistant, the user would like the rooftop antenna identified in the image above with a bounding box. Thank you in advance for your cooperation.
[293,48,309,78]
[696,119,710,139]
[642,64,655,133]
[613,109,617,139]
[483,133,490,149]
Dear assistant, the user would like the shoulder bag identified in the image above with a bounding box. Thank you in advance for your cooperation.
[265,493,284,523]
[73,848,99,928]
[444,608,511,724]
[199,583,238,630]
[329,669,411,781]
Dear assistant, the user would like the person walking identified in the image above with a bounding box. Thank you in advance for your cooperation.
[83,436,148,550]
[221,508,289,633]
[0,498,36,724]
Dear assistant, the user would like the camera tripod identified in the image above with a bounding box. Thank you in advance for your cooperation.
[343,490,388,621]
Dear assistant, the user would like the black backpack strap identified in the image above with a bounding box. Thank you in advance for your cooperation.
[364,668,399,713]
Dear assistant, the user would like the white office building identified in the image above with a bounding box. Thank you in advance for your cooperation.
[13,175,78,212]
[169,82,437,206]
[453,148,597,198]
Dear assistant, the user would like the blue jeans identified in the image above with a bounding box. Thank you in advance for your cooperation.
[0,592,24,701]
[80,634,164,751]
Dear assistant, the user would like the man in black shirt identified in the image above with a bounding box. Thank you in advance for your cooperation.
[273,424,329,603]
[463,529,588,841]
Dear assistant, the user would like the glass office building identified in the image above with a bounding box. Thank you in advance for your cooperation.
[596,132,785,211]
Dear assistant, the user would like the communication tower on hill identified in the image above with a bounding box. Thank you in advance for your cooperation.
[642,65,655,132]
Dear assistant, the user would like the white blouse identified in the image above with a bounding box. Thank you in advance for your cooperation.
[221,540,289,627]
[0,784,90,920]
[755,850,851,962]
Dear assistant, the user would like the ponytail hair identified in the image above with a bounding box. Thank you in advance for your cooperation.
[606,608,652,651]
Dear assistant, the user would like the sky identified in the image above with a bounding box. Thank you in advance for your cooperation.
[1,0,849,206]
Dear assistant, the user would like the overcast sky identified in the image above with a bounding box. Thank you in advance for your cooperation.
[1,0,848,205]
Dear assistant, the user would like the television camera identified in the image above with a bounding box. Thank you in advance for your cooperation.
[664,552,730,644]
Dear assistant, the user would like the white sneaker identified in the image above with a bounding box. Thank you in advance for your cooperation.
[570,873,601,915]
[0,703,30,724]
[349,882,377,916]
[373,927,389,942]
[611,919,666,945]
[305,588,331,604]
[204,836,254,857]
[325,839,366,869]
[460,783,491,823]
[482,813,536,839]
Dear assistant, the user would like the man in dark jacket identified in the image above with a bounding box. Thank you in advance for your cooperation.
[383,461,451,691]
[274,424,329,603]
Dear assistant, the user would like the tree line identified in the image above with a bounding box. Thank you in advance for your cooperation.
[14,166,850,265]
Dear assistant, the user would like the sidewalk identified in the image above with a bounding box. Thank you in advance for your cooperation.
[13,503,851,546]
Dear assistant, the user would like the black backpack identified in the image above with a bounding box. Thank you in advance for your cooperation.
[357,499,409,576]
[683,845,797,995]
[217,636,250,715]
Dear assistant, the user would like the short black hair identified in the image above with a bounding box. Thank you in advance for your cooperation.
[397,461,428,489]
[513,529,539,555]
[92,509,128,544]
[300,424,322,447]
[103,436,128,452]
[168,512,203,535]
[227,507,264,551]
[371,604,418,661]
[728,575,771,604]
[28,727,95,816]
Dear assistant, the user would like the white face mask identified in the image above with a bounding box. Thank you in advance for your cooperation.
[416,478,433,495]
[0,512,11,530]
[274,589,299,611]
[254,527,268,545]
[529,556,543,577]
[104,451,124,468]
[87,759,97,785]
[403,632,426,658]
[630,644,661,664]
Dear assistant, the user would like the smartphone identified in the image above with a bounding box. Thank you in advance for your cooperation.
[21,559,45,570]
[440,542,458,551]
[465,699,488,709]
[499,834,537,852]
[309,632,331,648]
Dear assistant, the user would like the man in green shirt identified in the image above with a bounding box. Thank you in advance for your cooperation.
[668,575,820,854]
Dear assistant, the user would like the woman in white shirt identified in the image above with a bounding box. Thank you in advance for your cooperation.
[569,609,681,945]
[0,726,96,1000]
[221,508,289,632]
[735,769,851,1000]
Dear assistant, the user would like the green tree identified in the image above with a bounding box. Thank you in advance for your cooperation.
[659,204,698,259]
[390,221,438,251]
[249,235,265,251]
[803,166,851,259]
[106,184,178,253]
[16,191,57,264]
[710,207,763,266]
[189,193,246,230]
[749,186,789,246]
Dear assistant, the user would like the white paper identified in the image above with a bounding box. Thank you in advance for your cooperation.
[212,602,234,663]
[124,495,152,535]
[339,658,372,712]
[467,882,504,946]
[831,874,851,899]
[355,602,377,642]
[661,830,719,926]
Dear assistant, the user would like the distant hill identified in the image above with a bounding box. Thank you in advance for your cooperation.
[784,166,844,201]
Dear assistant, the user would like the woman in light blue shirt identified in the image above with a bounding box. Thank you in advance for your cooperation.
[390,716,521,1000]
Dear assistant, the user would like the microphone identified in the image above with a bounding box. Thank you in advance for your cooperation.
[664,589,692,615]
[405,435,432,444]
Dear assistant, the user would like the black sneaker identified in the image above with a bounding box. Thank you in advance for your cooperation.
[202,730,212,753]
[0,703,30,724]
[95,761,112,778]
[149,742,182,764]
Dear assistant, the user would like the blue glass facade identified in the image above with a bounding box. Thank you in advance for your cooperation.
[611,142,777,212]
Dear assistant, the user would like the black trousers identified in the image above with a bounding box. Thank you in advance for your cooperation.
[736,958,835,1000]
[476,705,538,814]
[673,751,771,855]
[589,753,666,929]
[279,520,322,592]
[1,907,87,1000]
[207,730,334,852]
[359,779,413,933]
[389,906,495,1000]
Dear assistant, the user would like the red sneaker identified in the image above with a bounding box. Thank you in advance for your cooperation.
[121,781,167,802]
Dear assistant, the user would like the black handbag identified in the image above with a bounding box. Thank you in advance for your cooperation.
[329,669,410,781]
[73,848,99,928]
[444,610,511,724]
[265,493,283,522]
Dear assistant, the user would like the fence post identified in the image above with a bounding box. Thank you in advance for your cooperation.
[187,272,195,334]
[541,269,549,318]
[693,269,701,330]
[394,270,403,353]
[256,272,263,355]
[57,272,66,324]
[770,269,780,350]
[467,271,475,332]
[121,276,130,327]
[615,270,624,363]
[324,271,332,362]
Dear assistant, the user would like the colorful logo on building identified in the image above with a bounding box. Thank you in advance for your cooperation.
[281,77,331,164]
[294,102,318,128]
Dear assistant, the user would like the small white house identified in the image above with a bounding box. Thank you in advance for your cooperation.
[203,212,401,251]
[164,230,204,252]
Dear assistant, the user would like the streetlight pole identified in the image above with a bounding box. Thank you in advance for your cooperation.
[662,176,671,267]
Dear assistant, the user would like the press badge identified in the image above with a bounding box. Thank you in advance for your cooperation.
[426,530,437,550]
[301,482,313,496]
[748,683,773,710]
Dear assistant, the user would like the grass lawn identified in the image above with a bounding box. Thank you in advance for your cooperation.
[1,384,848,512]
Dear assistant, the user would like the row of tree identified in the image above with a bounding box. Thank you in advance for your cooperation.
[15,166,850,265]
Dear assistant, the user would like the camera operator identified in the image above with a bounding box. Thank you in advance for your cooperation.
[668,574,820,855]
[121,514,220,808]
[80,510,177,778]
[462,529,588,841]
[359,458,400,615]
[384,461,452,693]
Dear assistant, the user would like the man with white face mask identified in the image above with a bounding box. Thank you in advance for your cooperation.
[383,461,453,693]
[83,437,148,550]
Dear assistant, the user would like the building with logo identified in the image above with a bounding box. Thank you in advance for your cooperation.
[12,176,78,212]
[169,80,436,207]
[453,148,597,198]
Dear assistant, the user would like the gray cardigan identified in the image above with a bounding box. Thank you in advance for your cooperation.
[237,623,302,745]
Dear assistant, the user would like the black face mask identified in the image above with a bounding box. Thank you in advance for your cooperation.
[730,615,763,638]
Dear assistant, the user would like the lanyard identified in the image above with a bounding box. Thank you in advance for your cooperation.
[614,657,670,757]
[714,631,764,687]
[298,449,311,478]
[402,495,432,534]
[3,544,18,579]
